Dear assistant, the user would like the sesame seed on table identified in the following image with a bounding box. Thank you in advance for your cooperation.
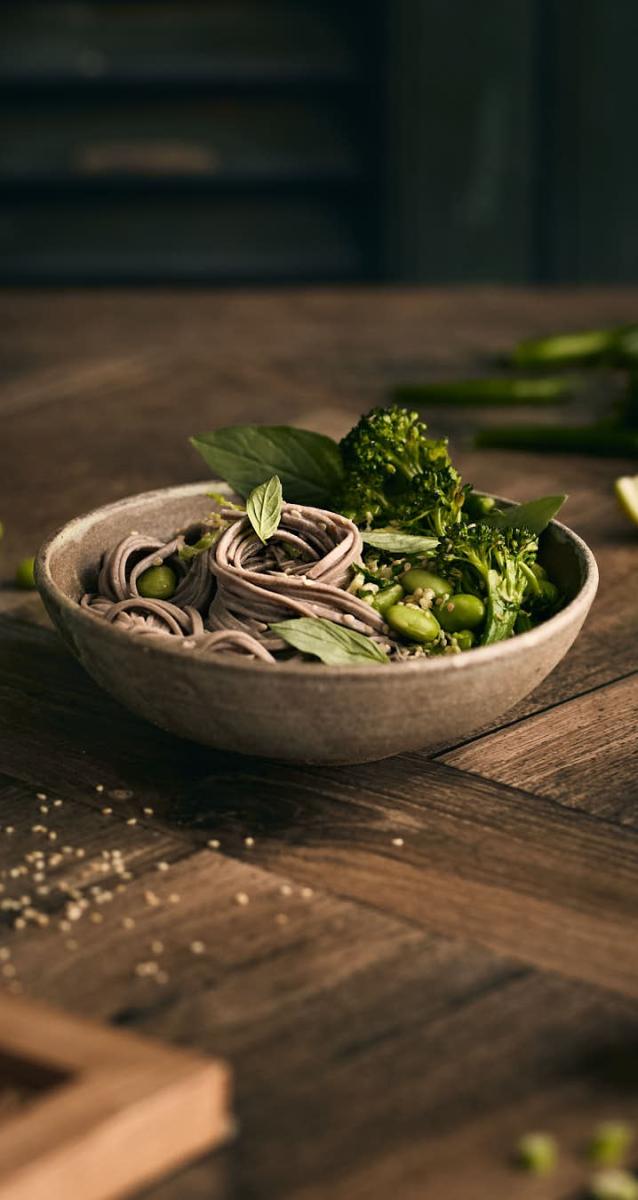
[1,288,638,1200]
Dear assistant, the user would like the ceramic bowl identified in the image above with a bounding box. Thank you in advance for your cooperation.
[35,482,598,764]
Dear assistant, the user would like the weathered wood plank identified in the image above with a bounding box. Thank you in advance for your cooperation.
[2,786,635,1200]
[441,673,638,823]
[2,619,637,997]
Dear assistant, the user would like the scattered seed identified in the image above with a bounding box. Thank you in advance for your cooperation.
[95,784,104,793]
[143,807,154,816]
[391,837,404,847]
[5,827,14,835]
[301,887,314,899]
[36,793,47,801]
[151,940,164,955]
[207,839,220,849]
[244,837,255,848]
[280,884,293,897]
[168,893,181,904]
[126,818,137,826]
[122,917,135,930]
[53,799,63,808]
[190,941,205,954]
[235,892,249,906]
[109,789,133,801]
[156,862,169,872]
[101,807,113,816]
[144,890,160,907]
[39,805,49,814]
[275,913,289,926]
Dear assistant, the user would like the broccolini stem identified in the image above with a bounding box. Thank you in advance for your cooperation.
[475,424,638,456]
[507,325,638,368]
[393,377,576,406]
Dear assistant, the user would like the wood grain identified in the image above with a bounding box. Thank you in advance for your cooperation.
[441,673,638,822]
[1,287,638,1200]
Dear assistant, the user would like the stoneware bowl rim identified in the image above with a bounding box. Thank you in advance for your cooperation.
[35,480,599,680]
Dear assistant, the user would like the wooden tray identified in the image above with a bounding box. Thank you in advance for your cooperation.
[0,992,231,1200]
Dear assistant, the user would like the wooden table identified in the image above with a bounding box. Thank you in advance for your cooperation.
[1,288,638,1200]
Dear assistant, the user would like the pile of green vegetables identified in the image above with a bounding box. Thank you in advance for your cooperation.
[192,404,566,662]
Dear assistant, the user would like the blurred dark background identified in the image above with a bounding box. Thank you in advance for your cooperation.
[1,0,636,286]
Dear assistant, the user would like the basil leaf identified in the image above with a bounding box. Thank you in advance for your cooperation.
[270,617,389,665]
[191,425,344,506]
[484,494,567,535]
[246,475,282,544]
[361,530,440,554]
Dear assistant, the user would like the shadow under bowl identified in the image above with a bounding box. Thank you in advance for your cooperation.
[35,482,598,765]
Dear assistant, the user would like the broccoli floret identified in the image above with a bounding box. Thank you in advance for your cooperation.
[338,405,465,537]
[435,523,539,644]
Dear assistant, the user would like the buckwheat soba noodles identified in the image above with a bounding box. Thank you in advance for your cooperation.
[81,501,391,663]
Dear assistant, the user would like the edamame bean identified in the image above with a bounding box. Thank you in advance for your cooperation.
[401,568,451,597]
[370,583,404,616]
[15,556,36,589]
[137,564,177,600]
[437,593,485,632]
[454,629,475,651]
[386,603,441,643]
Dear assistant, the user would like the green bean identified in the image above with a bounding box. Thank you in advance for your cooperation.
[137,565,177,600]
[385,604,441,644]
[475,424,638,457]
[437,593,485,633]
[394,376,576,406]
[509,328,621,368]
[15,556,36,590]
[401,568,451,597]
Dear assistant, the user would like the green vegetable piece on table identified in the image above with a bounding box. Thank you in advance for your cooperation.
[137,565,177,600]
[393,376,576,406]
[588,1169,638,1200]
[516,1132,558,1175]
[246,475,283,544]
[475,424,638,457]
[270,617,389,665]
[385,604,441,644]
[437,593,485,633]
[615,476,638,527]
[588,1123,634,1168]
[508,327,632,368]
[401,568,451,597]
[15,556,36,589]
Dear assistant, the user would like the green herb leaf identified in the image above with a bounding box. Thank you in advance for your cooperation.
[246,475,282,544]
[191,425,344,506]
[361,530,440,554]
[270,617,389,665]
[484,494,567,535]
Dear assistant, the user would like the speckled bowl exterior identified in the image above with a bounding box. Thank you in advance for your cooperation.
[35,482,598,765]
